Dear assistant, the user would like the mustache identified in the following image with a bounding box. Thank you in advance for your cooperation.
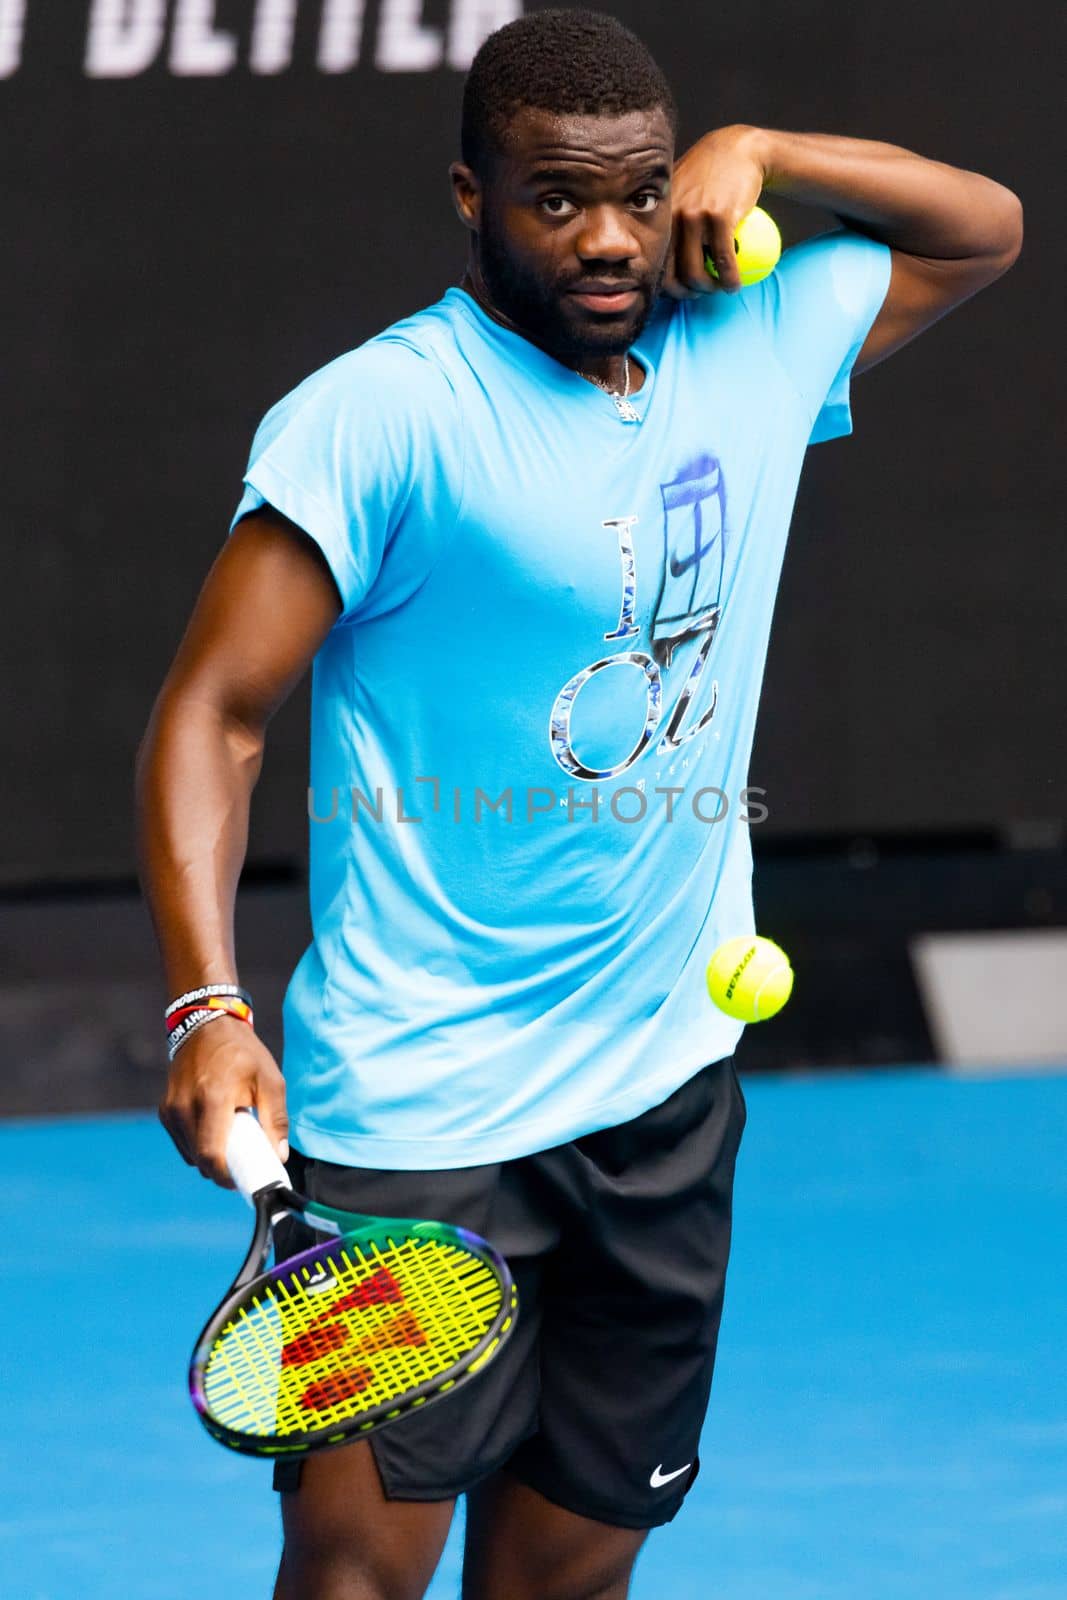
[559,275,650,294]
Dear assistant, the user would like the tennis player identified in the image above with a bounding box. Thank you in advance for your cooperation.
[137,10,1022,1598]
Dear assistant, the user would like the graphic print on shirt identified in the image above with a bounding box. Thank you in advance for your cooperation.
[651,455,726,668]
[549,454,728,783]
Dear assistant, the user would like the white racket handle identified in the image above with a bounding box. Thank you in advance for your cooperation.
[226,1108,289,1202]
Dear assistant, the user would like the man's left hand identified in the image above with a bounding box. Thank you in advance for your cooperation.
[664,124,768,299]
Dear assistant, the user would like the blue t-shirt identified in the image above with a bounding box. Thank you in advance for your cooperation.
[232,227,891,1169]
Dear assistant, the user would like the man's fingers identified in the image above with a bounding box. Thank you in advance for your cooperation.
[706,216,742,292]
[674,212,718,295]
[196,1091,239,1189]
[160,1026,288,1188]
[670,209,747,294]
[159,1100,196,1165]
[659,249,692,299]
[257,1075,290,1164]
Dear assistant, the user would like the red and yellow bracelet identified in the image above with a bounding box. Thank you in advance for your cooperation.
[165,984,254,1061]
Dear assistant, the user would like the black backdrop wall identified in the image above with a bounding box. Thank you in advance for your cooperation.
[3,0,1063,887]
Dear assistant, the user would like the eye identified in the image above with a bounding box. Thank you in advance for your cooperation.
[539,195,578,217]
[631,191,662,213]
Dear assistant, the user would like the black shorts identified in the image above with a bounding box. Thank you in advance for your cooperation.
[272,1055,747,1530]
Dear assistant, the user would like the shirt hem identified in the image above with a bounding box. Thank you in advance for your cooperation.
[285,1034,744,1170]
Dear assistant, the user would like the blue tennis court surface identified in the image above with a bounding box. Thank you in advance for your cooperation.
[3,1066,1064,1600]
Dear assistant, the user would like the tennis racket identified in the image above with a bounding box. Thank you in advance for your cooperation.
[189,1109,517,1458]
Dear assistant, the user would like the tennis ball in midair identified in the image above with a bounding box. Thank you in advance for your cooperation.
[706,935,794,1022]
[704,205,782,287]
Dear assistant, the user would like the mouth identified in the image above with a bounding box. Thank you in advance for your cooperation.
[566,285,640,314]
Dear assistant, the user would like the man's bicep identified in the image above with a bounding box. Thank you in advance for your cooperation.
[164,507,343,734]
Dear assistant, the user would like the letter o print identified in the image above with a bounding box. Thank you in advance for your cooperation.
[549,653,663,781]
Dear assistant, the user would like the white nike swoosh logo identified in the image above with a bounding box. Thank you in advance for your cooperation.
[649,1462,691,1488]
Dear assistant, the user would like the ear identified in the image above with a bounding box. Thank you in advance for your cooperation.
[449,162,482,233]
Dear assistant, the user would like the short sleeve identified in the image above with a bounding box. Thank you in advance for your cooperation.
[230,337,464,622]
[738,227,892,445]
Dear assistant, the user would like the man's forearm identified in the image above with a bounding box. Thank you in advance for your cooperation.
[135,694,264,997]
[750,125,1023,261]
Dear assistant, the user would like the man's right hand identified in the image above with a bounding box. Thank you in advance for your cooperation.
[159,1015,289,1189]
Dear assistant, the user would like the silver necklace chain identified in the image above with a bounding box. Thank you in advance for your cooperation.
[455,278,643,424]
[580,354,640,423]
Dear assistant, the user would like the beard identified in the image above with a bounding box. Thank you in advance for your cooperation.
[476,202,667,366]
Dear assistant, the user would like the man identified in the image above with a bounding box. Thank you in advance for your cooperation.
[137,9,1022,1599]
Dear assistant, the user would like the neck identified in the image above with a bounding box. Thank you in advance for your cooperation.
[458,264,640,392]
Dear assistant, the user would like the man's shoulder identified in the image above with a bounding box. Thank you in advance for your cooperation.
[265,297,462,426]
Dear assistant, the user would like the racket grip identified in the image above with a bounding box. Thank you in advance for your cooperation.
[226,1108,289,1201]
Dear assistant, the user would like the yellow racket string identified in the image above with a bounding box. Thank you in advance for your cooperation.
[201,1235,504,1439]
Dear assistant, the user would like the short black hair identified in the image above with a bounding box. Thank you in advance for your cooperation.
[461,8,679,179]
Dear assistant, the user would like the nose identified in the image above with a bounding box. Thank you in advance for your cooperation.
[575,204,640,263]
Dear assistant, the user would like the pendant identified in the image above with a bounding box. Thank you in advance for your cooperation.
[613,394,640,424]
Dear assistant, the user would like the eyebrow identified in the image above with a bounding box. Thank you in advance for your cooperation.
[526,162,672,186]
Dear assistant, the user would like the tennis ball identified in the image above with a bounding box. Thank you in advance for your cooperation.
[704,205,782,287]
[706,935,794,1022]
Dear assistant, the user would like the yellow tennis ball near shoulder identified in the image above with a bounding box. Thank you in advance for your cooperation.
[706,935,794,1022]
[704,205,782,287]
